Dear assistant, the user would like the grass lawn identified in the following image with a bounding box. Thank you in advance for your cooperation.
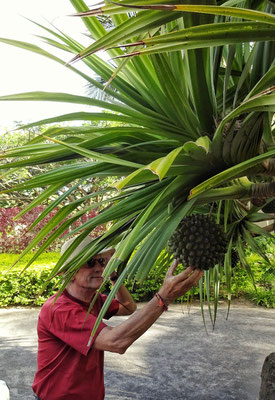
[0,252,60,272]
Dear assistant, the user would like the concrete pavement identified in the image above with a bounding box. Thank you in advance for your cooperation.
[0,301,274,400]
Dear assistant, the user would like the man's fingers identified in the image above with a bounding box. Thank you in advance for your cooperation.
[192,270,204,285]
[181,269,203,289]
[190,269,204,282]
[172,265,195,282]
[173,267,203,285]
[166,259,178,277]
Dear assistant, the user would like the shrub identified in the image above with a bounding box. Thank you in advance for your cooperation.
[230,237,275,308]
[0,237,273,308]
[0,253,60,306]
[0,206,103,253]
[0,267,60,306]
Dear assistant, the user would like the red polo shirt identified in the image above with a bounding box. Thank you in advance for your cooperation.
[32,290,119,400]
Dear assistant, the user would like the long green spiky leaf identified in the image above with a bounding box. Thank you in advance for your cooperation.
[241,226,270,263]
[245,66,275,100]
[0,163,128,190]
[114,146,184,189]
[90,196,196,339]
[0,91,151,122]
[28,185,111,232]
[111,3,275,25]
[11,203,79,269]
[43,136,143,169]
[0,33,181,120]
[244,221,274,238]
[212,89,275,154]
[66,180,172,238]
[112,27,275,57]
[19,216,79,274]
[0,36,127,106]
[12,183,64,219]
[70,0,172,16]
[236,235,257,292]
[6,110,184,136]
[114,22,275,48]
[69,10,182,62]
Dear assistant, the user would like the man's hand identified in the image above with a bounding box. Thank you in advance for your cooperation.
[158,260,204,305]
[94,259,203,354]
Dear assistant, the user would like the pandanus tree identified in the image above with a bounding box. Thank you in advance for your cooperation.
[0,0,274,329]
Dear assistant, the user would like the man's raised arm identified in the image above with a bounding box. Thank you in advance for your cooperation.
[94,261,203,354]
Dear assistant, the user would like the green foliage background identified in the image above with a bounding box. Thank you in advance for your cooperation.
[0,253,60,306]
[1,238,274,307]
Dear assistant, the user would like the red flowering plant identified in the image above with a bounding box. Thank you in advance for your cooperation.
[0,206,104,254]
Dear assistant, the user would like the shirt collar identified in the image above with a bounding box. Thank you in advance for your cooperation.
[63,289,95,308]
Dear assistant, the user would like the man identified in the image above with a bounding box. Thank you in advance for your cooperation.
[32,236,203,400]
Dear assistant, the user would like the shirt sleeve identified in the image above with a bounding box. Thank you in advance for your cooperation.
[48,306,107,356]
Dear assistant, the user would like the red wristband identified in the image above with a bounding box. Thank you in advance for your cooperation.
[155,292,168,311]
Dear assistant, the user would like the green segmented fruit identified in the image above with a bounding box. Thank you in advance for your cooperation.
[168,214,228,270]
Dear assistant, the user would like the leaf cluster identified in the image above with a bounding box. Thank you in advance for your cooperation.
[0,0,274,325]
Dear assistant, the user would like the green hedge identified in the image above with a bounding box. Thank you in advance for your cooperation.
[0,253,60,306]
[231,246,275,308]
[0,238,274,308]
[0,267,60,306]
[0,253,198,307]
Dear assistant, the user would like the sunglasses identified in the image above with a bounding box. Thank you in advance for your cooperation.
[87,257,106,268]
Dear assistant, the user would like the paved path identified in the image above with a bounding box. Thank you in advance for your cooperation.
[0,302,274,400]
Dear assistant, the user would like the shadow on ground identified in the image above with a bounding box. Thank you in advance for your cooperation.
[0,303,274,399]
